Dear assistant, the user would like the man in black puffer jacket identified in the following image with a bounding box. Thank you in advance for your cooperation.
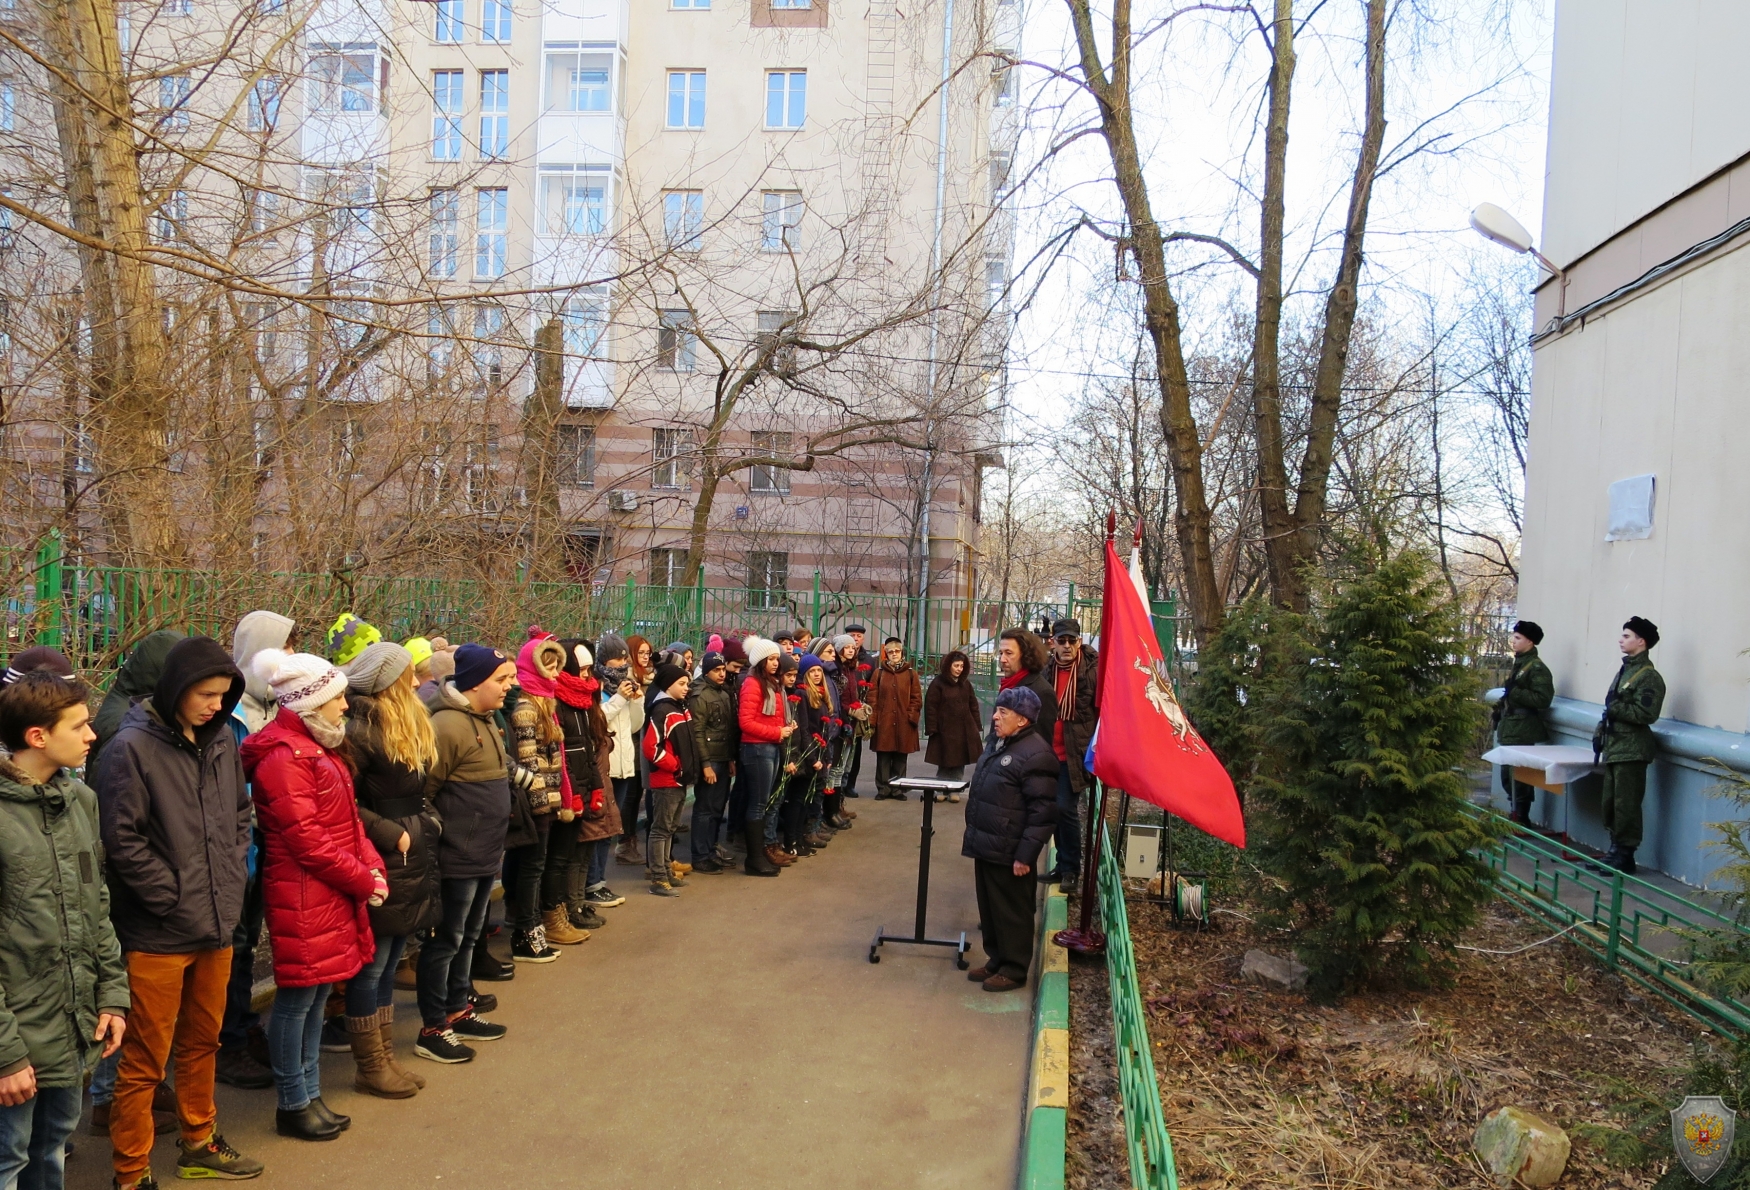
[961,684,1058,993]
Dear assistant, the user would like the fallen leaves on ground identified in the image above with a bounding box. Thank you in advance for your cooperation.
[1068,892,1701,1189]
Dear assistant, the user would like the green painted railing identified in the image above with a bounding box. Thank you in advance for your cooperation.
[1,538,1201,686]
[1470,805,1750,1038]
[1099,822,1180,1190]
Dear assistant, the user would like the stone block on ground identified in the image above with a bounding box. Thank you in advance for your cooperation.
[1473,1105,1570,1187]
[1239,948,1308,991]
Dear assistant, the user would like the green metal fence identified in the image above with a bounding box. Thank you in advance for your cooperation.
[2,536,1196,685]
[1470,804,1750,1038]
[1099,821,1180,1190]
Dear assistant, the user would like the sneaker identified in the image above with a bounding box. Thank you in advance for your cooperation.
[649,880,682,897]
[671,860,693,875]
[318,1016,349,1053]
[691,856,724,874]
[467,987,498,1014]
[447,1007,508,1042]
[215,1045,275,1090]
[712,844,736,865]
[115,1179,161,1190]
[585,885,625,908]
[175,1132,264,1180]
[512,927,560,963]
[570,904,607,931]
[414,1027,475,1064]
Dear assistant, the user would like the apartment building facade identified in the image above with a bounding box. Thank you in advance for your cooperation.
[0,0,1016,614]
[1515,0,1750,884]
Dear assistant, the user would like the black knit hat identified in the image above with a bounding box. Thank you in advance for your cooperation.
[653,661,689,693]
[1623,616,1660,648]
[1512,620,1544,645]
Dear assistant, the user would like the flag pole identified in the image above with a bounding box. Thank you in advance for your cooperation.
[1055,511,1114,956]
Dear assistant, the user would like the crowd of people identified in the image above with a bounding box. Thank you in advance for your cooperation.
[0,612,1103,1190]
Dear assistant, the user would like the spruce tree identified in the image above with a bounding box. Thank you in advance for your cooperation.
[1252,552,1499,999]
[1186,597,1304,803]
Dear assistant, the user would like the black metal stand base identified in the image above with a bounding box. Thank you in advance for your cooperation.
[867,777,971,969]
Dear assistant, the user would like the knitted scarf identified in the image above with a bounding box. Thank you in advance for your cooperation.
[554,669,599,710]
[1054,654,1079,721]
[999,668,1030,692]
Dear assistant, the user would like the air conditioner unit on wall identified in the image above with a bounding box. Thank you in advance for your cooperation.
[607,490,639,513]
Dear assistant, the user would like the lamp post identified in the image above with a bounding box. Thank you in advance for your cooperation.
[1470,202,1569,316]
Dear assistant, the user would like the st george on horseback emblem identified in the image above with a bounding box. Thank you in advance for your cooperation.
[1672,1095,1736,1183]
[1132,658,1208,754]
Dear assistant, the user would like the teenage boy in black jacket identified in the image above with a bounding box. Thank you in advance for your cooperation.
[686,652,736,871]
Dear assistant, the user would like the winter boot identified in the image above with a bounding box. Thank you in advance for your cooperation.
[377,1006,424,1089]
[766,843,797,867]
[542,906,590,945]
[744,821,781,876]
[347,1016,418,1099]
[570,901,607,931]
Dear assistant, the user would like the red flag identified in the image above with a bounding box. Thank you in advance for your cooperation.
[1090,540,1246,847]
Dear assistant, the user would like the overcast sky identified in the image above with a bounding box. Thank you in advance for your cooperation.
[1002,0,1556,441]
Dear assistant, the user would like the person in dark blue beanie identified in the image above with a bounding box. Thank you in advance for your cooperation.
[994,684,1042,723]
[451,644,510,693]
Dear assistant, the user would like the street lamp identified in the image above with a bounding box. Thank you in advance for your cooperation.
[1470,202,1569,315]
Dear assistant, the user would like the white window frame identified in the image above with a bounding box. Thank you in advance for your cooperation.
[481,0,512,43]
[540,165,612,236]
[662,189,703,251]
[760,190,801,252]
[246,77,281,132]
[434,0,464,42]
[543,48,613,113]
[652,426,690,488]
[479,69,509,159]
[666,70,705,129]
[475,187,508,278]
[657,310,696,372]
[558,424,597,488]
[431,70,464,159]
[764,70,805,129]
[750,429,792,495]
[309,46,377,114]
[429,189,459,277]
[160,74,191,131]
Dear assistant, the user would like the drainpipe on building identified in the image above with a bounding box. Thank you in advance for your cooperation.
[916,0,955,656]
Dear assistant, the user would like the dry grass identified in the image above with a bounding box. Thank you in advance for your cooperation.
[1068,892,1700,1189]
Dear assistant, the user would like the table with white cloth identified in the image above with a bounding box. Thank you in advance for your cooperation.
[1479,744,1600,838]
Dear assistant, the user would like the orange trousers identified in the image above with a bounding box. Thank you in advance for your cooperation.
[111,949,232,1182]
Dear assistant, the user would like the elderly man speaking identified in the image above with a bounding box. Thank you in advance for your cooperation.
[960,685,1059,993]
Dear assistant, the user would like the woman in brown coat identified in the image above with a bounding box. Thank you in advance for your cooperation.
[924,649,983,800]
[870,638,922,800]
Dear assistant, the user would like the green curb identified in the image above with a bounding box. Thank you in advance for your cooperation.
[1020,846,1069,1190]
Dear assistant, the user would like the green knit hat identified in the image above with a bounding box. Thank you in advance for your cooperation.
[325,612,381,666]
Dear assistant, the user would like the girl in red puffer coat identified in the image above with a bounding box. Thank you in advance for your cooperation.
[240,649,386,1141]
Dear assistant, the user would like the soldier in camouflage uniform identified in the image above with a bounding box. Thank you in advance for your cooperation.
[1591,616,1666,875]
[1494,620,1554,824]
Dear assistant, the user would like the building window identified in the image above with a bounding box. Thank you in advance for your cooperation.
[750,430,792,495]
[673,0,710,8]
[248,188,280,235]
[159,74,191,130]
[666,71,705,128]
[481,0,512,42]
[429,189,459,276]
[246,77,281,131]
[242,302,277,362]
[649,548,686,586]
[656,310,695,372]
[432,70,464,158]
[662,189,703,250]
[985,258,1007,308]
[989,150,1011,202]
[771,0,811,7]
[563,531,607,581]
[760,190,801,252]
[434,0,464,41]
[476,187,508,277]
[464,433,500,510]
[992,61,1014,108]
[557,424,596,487]
[563,292,606,358]
[155,189,188,242]
[746,551,788,608]
[545,51,611,112]
[331,417,366,478]
[479,70,509,158]
[0,82,12,133]
[426,308,456,379]
[765,71,805,128]
[652,427,689,488]
[541,167,609,235]
[310,48,376,113]
[472,304,505,386]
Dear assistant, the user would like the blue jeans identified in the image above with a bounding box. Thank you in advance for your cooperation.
[418,876,495,1027]
[740,744,780,839]
[585,837,610,889]
[344,934,406,1018]
[267,982,330,1112]
[1052,765,1082,877]
[0,1084,82,1190]
[614,776,642,844]
[690,769,730,862]
[88,1052,119,1106]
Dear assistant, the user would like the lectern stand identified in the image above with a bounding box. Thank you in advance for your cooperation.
[868,778,971,968]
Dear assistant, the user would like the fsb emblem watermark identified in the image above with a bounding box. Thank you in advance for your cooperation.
[1672,1095,1736,1183]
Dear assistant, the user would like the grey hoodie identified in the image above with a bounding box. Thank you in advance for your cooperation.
[231,610,295,733]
